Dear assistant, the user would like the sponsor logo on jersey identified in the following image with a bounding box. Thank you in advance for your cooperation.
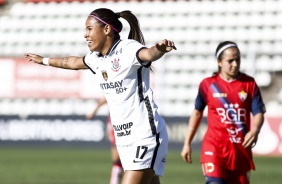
[100,80,123,90]
[227,127,244,137]
[213,93,227,97]
[111,58,121,72]
[113,122,133,137]
[216,103,247,143]
[238,90,247,101]
[116,131,131,137]
[204,151,213,155]
[100,80,127,94]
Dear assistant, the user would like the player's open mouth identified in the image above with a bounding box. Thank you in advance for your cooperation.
[87,41,92,46]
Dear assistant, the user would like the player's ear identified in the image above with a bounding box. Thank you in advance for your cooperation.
[217,60,222,67]
[104,24,112,35]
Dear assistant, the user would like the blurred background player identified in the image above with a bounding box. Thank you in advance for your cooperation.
[86,98,123,184]
[181,41,266,184]
[25,8,175,184]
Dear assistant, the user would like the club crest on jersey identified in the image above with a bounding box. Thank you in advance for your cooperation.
[101,70,108,81]
[111,58,121,72]
[238,90,247,101]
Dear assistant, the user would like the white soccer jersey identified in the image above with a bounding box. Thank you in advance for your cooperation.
[83,39,166,146]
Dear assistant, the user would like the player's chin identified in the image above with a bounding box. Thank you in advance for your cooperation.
[230,70,239,77]
[89,46,99,53]
[88,46,94,52]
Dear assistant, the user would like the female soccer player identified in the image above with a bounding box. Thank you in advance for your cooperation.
[181,41,266,184]
[25,8,175,184]
[86,98,123,184]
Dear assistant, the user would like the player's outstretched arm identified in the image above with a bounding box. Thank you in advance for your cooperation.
[24,53,88,70]
[138,39,176,62]
[181,109,203,164]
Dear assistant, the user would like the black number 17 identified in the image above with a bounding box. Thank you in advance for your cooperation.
[135,146,148,159]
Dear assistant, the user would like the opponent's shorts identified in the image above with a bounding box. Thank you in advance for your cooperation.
[107,117,116,145]
[116,127,168,176]
[202,162,250,184]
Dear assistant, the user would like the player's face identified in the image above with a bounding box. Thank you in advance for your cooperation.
[84,17,107,53]
[218,47,240,80]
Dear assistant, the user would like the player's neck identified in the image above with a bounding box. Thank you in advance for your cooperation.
[219,72,241,82]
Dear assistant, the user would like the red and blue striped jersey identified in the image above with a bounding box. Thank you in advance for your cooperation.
[195,72,266,171]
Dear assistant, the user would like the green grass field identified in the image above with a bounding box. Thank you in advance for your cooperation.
[0,148,281,184]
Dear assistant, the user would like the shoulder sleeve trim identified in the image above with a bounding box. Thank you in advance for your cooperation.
[83,55,96,74]
[136,47,151,68]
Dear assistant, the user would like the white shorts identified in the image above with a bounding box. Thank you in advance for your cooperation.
[116,127,168,176]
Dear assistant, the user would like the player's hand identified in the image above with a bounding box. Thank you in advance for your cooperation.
[24,53,44,65]
[155,39,177,53]
[85,113,94,120]
[242,129,259,148]
[181,144,192,164]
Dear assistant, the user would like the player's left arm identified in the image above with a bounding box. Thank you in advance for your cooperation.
[242,112,264,148]
[243,82,265,148]
[138,39,176,62]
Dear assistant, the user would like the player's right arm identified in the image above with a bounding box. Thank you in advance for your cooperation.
[24,53,88,70]
[181,109,203,164]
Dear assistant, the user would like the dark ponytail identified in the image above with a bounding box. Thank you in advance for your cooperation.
[119,10,145,45]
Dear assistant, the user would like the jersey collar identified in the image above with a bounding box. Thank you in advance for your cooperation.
[219,72,242,82]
